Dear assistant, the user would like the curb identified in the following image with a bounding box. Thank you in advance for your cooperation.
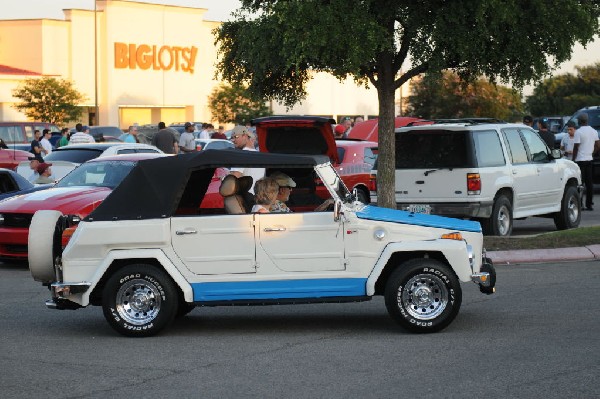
[487,244,600,265]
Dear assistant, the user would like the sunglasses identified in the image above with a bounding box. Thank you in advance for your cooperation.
[231,134,246,140]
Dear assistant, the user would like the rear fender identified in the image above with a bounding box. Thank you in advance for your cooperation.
[69,249,193,306]
[366,239,471,296]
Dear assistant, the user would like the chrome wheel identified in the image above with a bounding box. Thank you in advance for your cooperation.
[567,194,579,223]
[115,278,162,325]
[400,273,448,320]
[496,204,511,236]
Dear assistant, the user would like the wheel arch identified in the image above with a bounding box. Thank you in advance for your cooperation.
[367,240,470,296]
[84,250,193,306]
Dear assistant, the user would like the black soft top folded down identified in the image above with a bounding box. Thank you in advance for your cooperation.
[87,149,328,221]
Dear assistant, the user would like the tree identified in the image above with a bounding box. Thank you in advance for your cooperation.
[208,83,272,124]
[12,77,85,126]
[526,63,600,116]
[408,71,524,121]
[214,0,599,209]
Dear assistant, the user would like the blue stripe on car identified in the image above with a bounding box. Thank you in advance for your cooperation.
[356,205,481,233]
[192,278,367,301]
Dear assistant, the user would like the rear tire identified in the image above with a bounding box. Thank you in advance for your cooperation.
[384,259,462,333]
[28,210,63,283]
[554,185,581,230]
[482,195,512,236]
[102,264,178,337]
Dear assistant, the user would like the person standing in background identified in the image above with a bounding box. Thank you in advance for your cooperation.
[56,127,69,148]
[523,115,534,127]
[69,124,95,144]
[572,113,600,211]
[212,125,227,139]
[537,118,555,149]
[40,129,52,156]
[560,121,577,160]
[30,129,44,162]
[152,121,179,154]
[179,122,196,153]
[119,125,138,143]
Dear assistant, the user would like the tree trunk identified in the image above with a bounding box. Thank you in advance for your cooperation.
[375,65,397,209]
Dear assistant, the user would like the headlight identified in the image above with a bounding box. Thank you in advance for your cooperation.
[0,213,4,225]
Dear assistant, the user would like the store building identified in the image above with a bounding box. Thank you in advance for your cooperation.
[0,0,406,129]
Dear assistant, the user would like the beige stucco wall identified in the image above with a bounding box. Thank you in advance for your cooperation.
[0,0,404,128]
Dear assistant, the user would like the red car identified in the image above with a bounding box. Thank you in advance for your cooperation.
[0,153,166,261]
[252,116,377,206]
[0,148,32,171]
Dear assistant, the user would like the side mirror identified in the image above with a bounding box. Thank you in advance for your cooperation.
[550,149,562,160]
[333,199,342,222]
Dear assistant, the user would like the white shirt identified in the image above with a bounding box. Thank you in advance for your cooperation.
[40,138,52,155]
[573,126,598,162]
[231,147,265,194]
[179,131,196,151]
[560,135,575,160]
[69,132,95,144]
[198,129,210,139]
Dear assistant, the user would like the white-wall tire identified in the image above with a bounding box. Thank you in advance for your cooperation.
[28,210,63,283]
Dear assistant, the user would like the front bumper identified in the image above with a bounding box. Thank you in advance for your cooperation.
[471,258,496,295]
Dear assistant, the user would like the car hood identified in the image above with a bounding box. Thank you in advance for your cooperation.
[0,186,111,214]
[253,116,339,163]
[0,183,53,202]
[355,205,481,233]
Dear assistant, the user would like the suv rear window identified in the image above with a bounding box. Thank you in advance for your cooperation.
[394,130,472,168]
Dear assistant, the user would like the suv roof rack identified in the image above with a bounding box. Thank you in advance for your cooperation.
[406,117,506,126]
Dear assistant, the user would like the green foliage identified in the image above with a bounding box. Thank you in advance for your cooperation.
[408,72,524,121]
[208,83,272,125]
[526,63,600,116]
[215,0,599,208]
[12,77,86,125]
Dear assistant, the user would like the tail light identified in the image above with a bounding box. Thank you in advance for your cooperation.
[61,226,77,248]
[369,173,377,192]
[467,173,481,195]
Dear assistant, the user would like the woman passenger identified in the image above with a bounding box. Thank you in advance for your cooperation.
[251,177,279,213]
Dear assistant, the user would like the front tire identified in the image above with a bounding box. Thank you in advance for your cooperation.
[554,185,581,230]
[102,264,178,337]
[482,195,513,236]
[384,259,462,333]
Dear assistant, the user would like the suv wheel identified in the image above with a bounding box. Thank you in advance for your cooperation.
[384,259,462,333]
[554,185,581,230]
[102,264,178,337]
[483,195,513,236]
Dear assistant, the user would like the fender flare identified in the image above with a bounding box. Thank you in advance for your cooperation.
[366,239,472,296]
[73,249,193,306]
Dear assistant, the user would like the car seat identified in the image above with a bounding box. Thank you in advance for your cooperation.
[219,175,254,214]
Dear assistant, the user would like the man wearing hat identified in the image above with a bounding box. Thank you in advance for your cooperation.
[179,122,196,153]
[27,157,40,183]
[572,112,600,211]
[230,125,264,193]
[34,162,54,184]
[269,171,334,212]
[523,115,534,127]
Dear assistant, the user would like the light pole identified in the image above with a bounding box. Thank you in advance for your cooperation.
[94,0,99,125]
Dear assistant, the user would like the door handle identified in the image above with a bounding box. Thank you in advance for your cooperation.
[263,227,286,232]
[176,229,197,235]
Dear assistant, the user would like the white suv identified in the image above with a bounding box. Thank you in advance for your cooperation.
[28,150,495,337]
[371,121,582,236]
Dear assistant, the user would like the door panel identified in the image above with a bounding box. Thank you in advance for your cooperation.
[171,215,256,275]
[255,212,345,272]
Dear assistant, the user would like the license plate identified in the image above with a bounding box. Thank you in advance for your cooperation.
[407,204,431,214]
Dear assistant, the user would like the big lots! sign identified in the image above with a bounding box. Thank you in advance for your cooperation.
[114,42,198,74]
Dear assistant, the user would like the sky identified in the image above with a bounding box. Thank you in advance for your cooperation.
[2,0,599,95]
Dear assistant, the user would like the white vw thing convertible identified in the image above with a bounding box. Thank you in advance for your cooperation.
[28,150,496,337]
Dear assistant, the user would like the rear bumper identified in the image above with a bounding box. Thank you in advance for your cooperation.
[369,194,494,218]
[45,282,90,310]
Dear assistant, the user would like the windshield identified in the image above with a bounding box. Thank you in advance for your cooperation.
[56,160,136,189]
[315,163,351,202]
